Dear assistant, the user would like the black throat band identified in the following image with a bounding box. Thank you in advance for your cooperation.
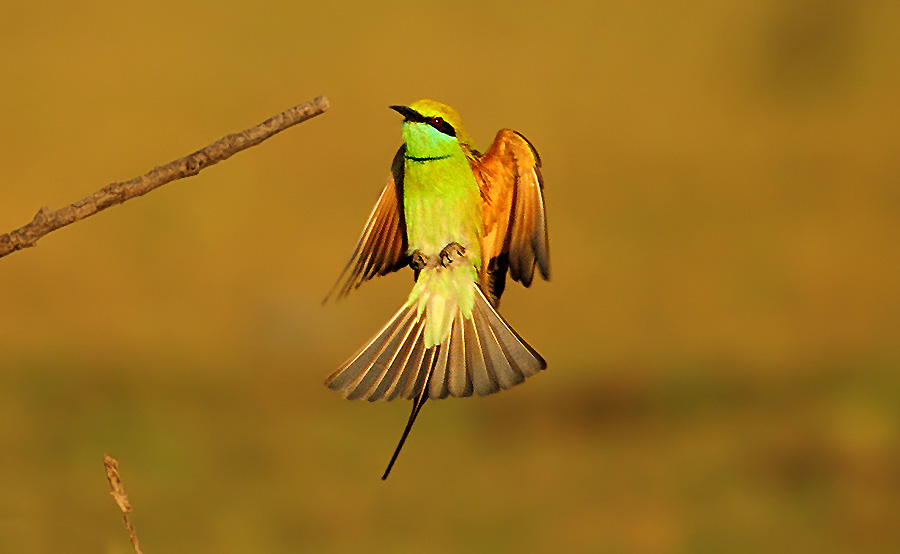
[405,154,451,162]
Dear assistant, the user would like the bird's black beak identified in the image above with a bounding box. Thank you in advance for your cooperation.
[389,105,425,123]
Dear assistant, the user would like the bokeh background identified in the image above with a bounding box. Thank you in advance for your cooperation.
[2,1,899,552]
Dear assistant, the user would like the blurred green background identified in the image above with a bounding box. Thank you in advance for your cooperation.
[2,0,899,552]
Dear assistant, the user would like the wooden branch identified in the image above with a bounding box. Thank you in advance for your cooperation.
[0,95,330,259]
[104,455,144,554]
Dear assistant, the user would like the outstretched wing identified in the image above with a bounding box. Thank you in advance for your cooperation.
[326,146,410,301]
[470,129,550,305]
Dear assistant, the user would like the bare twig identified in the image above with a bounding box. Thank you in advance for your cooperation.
[0,95,330,259]
[104,455,144,554]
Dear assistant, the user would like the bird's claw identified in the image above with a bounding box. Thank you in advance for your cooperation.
[439,242,466,268]
[410,250,428,272]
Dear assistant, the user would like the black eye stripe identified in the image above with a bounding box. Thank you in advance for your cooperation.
[390,106,457,138]
[428,116,456,138]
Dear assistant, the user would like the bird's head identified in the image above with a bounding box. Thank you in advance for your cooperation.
[389,100,474,158]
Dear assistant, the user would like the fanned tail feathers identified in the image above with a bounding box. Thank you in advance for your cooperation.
[325,285,545,401]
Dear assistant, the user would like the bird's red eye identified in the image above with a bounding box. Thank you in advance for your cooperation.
[426,116,456,137]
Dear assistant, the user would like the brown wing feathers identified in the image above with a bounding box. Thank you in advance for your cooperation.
[325,146,410,301]
[472,130,550,303]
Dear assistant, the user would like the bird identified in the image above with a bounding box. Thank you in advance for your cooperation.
[325,100,550,479]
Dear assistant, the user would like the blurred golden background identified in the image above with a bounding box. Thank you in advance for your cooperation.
[2,0,899,552]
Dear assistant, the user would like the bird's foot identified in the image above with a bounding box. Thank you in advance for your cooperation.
[409,250,430,280]
[410,250,428,272]
[439,242,466,268]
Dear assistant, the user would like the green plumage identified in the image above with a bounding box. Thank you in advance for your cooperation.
[400,102,483,347]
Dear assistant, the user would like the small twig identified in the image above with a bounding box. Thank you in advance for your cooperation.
[0,95,330,259]
[104,455,144,554]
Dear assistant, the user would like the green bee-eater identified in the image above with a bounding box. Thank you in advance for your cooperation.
[326,100,550,479]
